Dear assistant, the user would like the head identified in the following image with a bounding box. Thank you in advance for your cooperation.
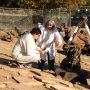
[30,27,41,40]
[45,20,55,30]
[37,22,42,28]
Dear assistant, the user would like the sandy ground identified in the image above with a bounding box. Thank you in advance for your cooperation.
[0,37,90,90]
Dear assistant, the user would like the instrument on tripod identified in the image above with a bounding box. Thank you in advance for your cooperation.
[68,15,90,44]
[62,15,90,71]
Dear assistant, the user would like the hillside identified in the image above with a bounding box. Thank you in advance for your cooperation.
[0,30,90,90]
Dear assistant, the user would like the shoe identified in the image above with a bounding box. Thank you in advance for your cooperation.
[48,59,55,71]
[38,59,45,71]
[19,64,25,68]
[24,63,32,68]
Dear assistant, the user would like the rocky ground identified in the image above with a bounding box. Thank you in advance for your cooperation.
[0,30,90,90]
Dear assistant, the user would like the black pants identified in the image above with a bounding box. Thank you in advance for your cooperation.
[38,52,55,71]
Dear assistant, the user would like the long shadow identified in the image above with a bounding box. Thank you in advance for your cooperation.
[0,57,39,68]
[0,57,20,68]
[0,57,90,79]
[0,57,55,70]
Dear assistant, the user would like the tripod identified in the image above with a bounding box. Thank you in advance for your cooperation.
[62,15,90,71]
[68,15,90,44]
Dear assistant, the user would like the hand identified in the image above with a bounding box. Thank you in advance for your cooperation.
[38,48,45,54]
[55,41,59,47]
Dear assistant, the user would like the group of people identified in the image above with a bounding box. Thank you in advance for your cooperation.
[12,20,62,70]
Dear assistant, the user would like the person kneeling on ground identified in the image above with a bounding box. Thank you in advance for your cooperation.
[12,27,43,68]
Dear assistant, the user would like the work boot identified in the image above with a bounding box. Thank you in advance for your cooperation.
[38,59,45,71]
[48,59,55,71]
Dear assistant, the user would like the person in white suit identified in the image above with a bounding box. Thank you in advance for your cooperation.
[37,20,62,71]
[12,27,43,68]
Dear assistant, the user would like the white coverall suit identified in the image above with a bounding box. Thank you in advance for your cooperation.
[12,32,40,64]
[37,27,62,61]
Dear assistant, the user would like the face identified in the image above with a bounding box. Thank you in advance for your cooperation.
[46,22,53,30]
[33,34,41,40]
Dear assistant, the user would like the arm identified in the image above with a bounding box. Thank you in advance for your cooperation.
[54,30,62,47]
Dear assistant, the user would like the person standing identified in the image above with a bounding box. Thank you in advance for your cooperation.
[37,20,62,71]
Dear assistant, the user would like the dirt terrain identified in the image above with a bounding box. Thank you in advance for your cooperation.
[0,30,90,90]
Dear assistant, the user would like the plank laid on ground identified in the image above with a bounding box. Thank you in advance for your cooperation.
[30,70,41,76]
[33,75,42,82]
[12,75,43,86]
[33,75,74,88]
[12,75,33,83]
